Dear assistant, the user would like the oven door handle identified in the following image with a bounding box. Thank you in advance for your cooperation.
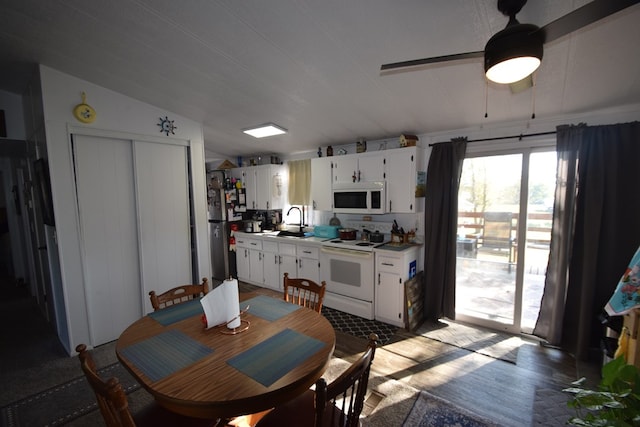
[321,246,373,258]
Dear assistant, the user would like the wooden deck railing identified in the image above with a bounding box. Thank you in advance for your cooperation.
[458,211,552,246]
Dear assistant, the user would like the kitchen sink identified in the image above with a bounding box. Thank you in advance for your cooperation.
[276,230,307,238]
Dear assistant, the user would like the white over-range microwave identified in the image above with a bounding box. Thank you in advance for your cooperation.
[332,181,386,214]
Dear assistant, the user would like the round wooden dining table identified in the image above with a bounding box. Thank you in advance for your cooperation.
[116,292,336,419]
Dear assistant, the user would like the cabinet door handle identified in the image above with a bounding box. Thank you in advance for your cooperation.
[267,201,270,209]
[381,262,394,266]
[377,273,380,285]
[302,250,312,254]
[298,259,302,268]
[275,255,278,264]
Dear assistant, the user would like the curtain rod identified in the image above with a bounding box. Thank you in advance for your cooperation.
[428,130,557,147]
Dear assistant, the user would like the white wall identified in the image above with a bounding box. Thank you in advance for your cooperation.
[283,102,640,235]
[39,65,211,354]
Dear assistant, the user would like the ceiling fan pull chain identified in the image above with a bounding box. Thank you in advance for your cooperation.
[530,72,537,119]
[484,78,489,118]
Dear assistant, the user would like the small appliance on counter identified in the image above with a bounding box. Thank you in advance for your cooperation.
[363,229,385,243]
[338,228,358,240]
[244,219,262,233]
[313,225,341,239]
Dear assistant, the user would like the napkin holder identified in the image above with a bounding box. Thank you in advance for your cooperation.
[200,277,250,334]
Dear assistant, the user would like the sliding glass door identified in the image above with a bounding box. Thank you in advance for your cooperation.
[455,150,555,333]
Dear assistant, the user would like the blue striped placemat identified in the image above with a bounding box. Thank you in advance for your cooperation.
[242,295,301,321]
[148,299,203,326]
[227,328,326,387]
[120,330,213,382]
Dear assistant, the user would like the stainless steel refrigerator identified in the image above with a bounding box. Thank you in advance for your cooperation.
[207,170,241,281]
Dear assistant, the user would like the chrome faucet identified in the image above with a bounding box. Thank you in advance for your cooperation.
[287,206,304,232]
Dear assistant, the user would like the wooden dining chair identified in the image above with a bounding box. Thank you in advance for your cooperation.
[75,344,217,427]
[283,272,326,313]
[149,277,209,311]
[255,333,378,427]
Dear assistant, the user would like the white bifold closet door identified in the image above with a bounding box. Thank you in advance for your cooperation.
[73,134,191,346]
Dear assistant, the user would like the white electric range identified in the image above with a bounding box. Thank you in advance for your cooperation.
[320,222,392,319]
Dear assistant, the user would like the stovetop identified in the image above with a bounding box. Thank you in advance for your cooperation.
[321,238,387,252]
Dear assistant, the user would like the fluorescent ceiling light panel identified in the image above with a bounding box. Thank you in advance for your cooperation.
[243,123,287,138]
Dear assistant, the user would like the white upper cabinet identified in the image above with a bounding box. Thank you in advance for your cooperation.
[231,164,286,210]
[256,164,286,210]
[332,152,385,184]
[310,157,333,211]
[385,146,423,213]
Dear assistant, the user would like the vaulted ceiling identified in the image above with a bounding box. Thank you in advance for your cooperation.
[1,1,639,158]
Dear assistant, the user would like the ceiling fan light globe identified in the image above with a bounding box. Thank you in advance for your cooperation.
[484,22,543,84]
[486,56,540,84]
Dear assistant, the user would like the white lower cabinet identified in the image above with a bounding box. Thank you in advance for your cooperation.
[235,236,263,284]
[278,242,298,287]
[235,234,323,289]
[296,244,320,283]
[262,241,281,291]
[375,247,419,327]
[249,249,264,284]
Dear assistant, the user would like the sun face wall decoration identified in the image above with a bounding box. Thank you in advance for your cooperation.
[73,92,96,124]
[158,116,177,136]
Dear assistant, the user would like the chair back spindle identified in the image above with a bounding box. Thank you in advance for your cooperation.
[316,333,377,427]
[283,273,326,313]
[149,277,209,311]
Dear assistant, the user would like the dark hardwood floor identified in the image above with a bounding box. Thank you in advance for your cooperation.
[248,284,602,426]
[1,277,603,426]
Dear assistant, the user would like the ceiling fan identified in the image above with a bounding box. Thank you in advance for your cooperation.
[380,0,640,85]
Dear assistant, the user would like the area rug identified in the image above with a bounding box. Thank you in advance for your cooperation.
[322,306,398,345]
[0,362,140,427]
[415,319,521,364]
[402,390,500,427]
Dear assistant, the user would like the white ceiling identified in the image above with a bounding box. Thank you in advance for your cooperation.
[0,0,639,158]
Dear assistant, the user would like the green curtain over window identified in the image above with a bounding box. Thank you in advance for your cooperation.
[288,159,311,206]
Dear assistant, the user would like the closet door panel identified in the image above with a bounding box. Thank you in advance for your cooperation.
[134,141,192,314]
[74,135,141,345]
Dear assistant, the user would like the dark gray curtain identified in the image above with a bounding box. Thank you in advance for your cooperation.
[534,122,640,360]
[423,139,467,321]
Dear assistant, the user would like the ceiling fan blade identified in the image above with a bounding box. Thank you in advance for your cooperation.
[380,51,484,74]
[538,0,640,44]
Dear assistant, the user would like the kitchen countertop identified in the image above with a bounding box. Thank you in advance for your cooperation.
[234,230,423,250]
[374,242,423,252]
[233,230,329,245]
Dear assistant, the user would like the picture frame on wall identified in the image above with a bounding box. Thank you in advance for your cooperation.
[33,158,55,226]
